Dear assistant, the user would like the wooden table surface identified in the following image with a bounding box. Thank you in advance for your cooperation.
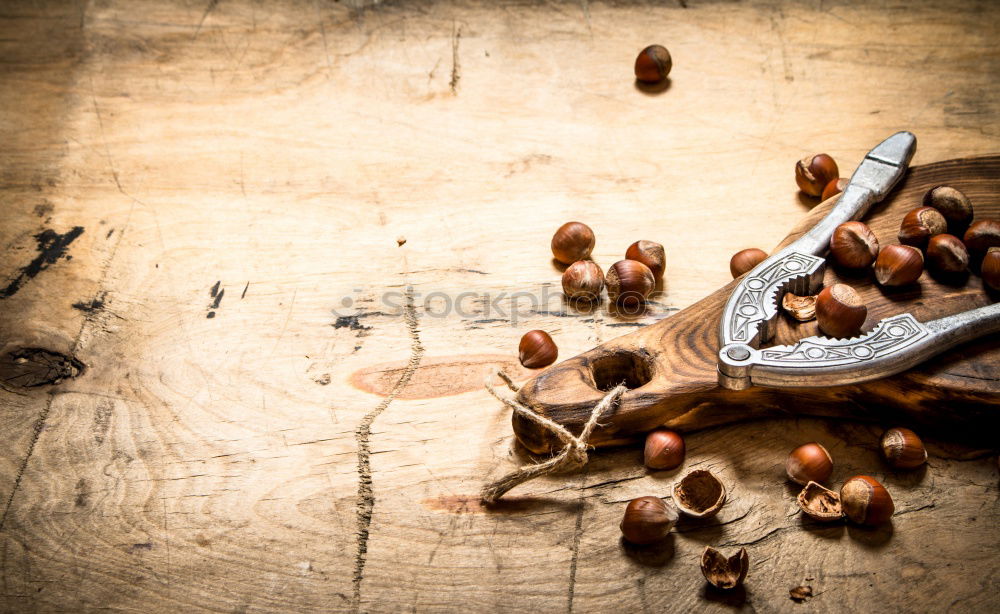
[1,0,998,611]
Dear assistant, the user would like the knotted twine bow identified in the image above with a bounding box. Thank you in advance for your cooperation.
[480,370,627,504]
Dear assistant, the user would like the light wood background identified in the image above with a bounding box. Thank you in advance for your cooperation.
[1,0,998,612]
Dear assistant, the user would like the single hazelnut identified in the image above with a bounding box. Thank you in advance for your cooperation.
[815,284,867,339]
[620,496,679,544]
[923,185,973,232]
[902,207,947,237]
[830,221,879,269]
[898,223,932,250]
[821,177,849,201]
[874,245,923,287]
[634,44,672,83]
[840,475,894,526]
[625,240,666,279]
[880,427,927,469]
[796,481,843,522]
[644,428,685,470]
[729,248,768,278]
[606,259,655,307]
[926,234,969,274]
[551,222,595,265]
[562,260,605,302]
[518,330,557,369]
[701,546,749,591]
[983,247,1000,290]
[795,153,839,197]
[786,442,833,486]
[782,293,817,322]
[963,220,1000,255]
[672,469,726,518]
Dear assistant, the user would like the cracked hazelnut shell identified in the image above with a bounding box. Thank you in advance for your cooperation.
[551,221,595,265]
[926,234,969,274]
[606,259,655,307]
[902,207,948,237]
[673,469,726,518]
[644,428,685,470]
[796,154,838,197]
[786,442,833,486]
[874,245,924,287]
[796,481,843,522]
[730,248,767,278]
[880,427,927,469]
[840,475,894,526]
[518,330,557,369]
[562,260,604,302]
[821,177,848,201]
[626,240,666,279]
[816,284,867,339]
[701,546,749,591]
[782,293,816,322]
[923,185,973,232]
[620,496,679,544]
[830,221,879,269]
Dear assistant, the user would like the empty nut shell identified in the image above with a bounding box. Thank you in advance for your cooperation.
[673,469,726,518]
[898,223,932,250]
[796,481,843,522]
[815,284,867,339]
[983,247,1000,290]
[923,185,973,232]
[562,260,605,302]
[620,496,679,544]
[730,248,768,278]
[786,442,833,486]
[701,546,749,591]
[840,475,894,526]
[551,222,596,265]
[874,245,924,287]
[902,207,947,237]
[964,220,1000,255]
[606,259,655,308]
[821,177,849,202]
[625,240,666,279]
[644,428,685,470]
[795,154,839,197]
[880,427,927,469]
[518,330,557,369]
[634,45,672,83]
[782,293,817,322]
[926,234,969,274]
[830,221,879,269]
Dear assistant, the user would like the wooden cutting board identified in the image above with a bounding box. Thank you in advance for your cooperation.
[514,156,1000,453]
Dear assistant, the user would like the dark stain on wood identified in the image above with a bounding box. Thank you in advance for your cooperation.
[0,347,85,388]
[0,226,84,299]
[207,280,224,318]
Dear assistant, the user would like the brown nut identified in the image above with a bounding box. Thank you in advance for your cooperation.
[923,185,973,232]
[644,428,685,470]
[926,234,969,274]
[606,259,655,307]
[902,207,947,237]
[729,248,767,278]
[625,240,666,279]
[815,284,867,339]
[518,330,557,369]
[786,442,833,486]
[562,260,605,302]
[874,245,924,287]
[796,481,844,522]
[782,293,817,322]
[795,153,839,197]
[701,547,749,591]
[963,220,1000,255]
[898,223,932,250]
[673,469,726,518]
[880,427,927,469]
[634,45,672,83]
[983,247,1000,290]
[620,496,679,544]
[551,222,595,265]
[830,221,879,269]
[840,475,894,526]
[821,177,849,201]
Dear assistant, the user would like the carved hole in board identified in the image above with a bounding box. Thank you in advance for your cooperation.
[590,351,653,391]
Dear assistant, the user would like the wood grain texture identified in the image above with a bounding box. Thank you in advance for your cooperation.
[1,0,998,612]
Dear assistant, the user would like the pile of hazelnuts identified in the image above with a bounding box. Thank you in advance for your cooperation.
[518,221,666,369]
[730,153,1000,340]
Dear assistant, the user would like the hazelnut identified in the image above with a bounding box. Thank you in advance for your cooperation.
[562,260,605,302]
[782,293,817,322]
[729,248,768,278]
[926,234,969,274]
[923,185,973,232]
[796,481,843,522]
[821,177,849,201]
[963,220,1000,255]
[815,284,867,339]
[644,428,685,470]
[795,153,839,197]
[785,442,833,486]
[634,44,672,83]
[898,223,932,250]
[830,221,879,269]
[518,330,557,369]
[620,496,679,544]
[880,427,927,469]
[902,207,947,237]
[625,240,666,279]
[700,547,749,591]
[672,469,726,518]
[874,245,923,287]
[606,259,655,307]
[840,475,894,526]
[551,222,595,265]
[983,247,1000,290]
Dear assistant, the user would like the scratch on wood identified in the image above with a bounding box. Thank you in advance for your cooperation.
[194,0,219,39]
[0,399,53,531]
[353,286,424,612]
[449,22,461,95]
[566,499,584,613]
